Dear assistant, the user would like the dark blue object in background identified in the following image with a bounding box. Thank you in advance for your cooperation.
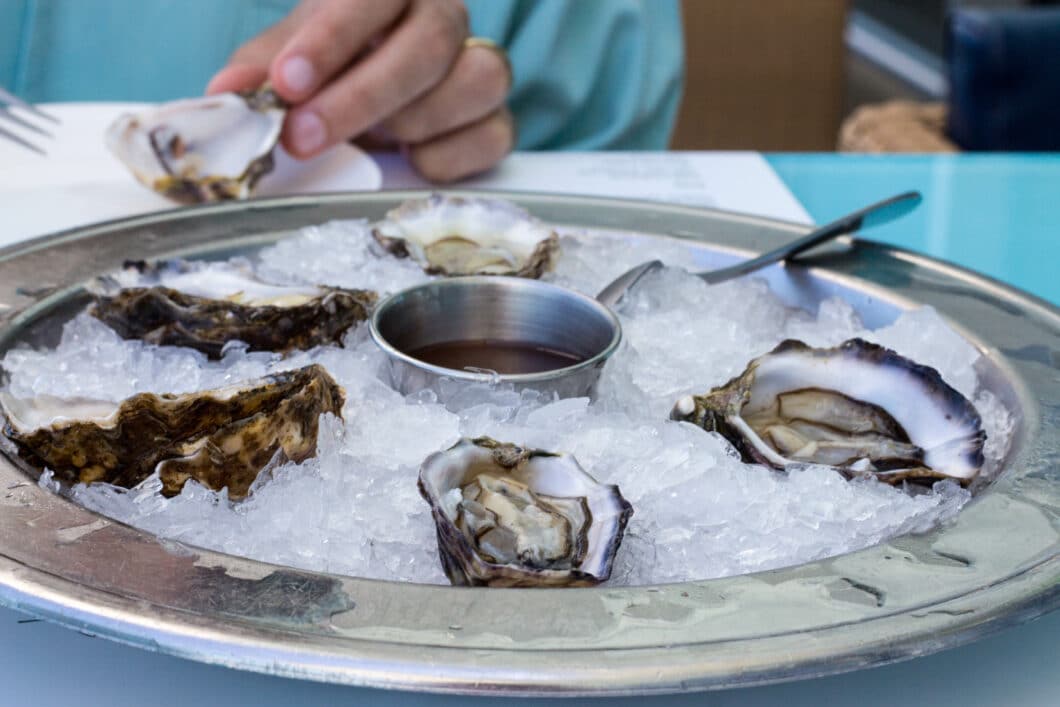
[947,7,1060,151]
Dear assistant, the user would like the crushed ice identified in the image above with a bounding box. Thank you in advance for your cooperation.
[5,219,1014,585]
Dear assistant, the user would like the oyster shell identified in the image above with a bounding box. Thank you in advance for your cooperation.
[418,437,633,587]
[671,339,986,485]
[105,89,285,203]
[0,364,343,500]
[88,259,377,359]
[373,194,559,277]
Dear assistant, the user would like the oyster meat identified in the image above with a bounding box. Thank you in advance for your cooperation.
[105,88,285,203]
[0,364,343,500]
[419,437,633,587]
[373,194,559,278]
[671,339,986,485]
[89,258,377,359]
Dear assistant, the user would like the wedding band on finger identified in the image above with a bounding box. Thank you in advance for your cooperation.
[462,37,513,90]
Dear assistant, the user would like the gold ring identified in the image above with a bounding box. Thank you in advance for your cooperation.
[462,36,513,90]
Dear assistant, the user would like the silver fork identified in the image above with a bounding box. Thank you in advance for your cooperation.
[0,86,60,155]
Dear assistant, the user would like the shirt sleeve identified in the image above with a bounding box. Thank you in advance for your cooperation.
[5,0,684,150]
[466,0,685,150]
[4,0,293,103]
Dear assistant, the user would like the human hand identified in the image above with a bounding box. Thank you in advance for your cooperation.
[207,0,514,182]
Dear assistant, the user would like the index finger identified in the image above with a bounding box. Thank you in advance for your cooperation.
[268,0,411,103]
[283,0,468,156]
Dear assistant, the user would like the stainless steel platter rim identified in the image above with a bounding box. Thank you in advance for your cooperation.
[1,554,1054,696]
[0,190,1056,696]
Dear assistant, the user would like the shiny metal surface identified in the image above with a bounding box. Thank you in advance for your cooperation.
[596,258,664,309]
[0,191,1056,696]
[696,189,921,284]
[371,276,621,397]
[0,86,59,155]
[596,191,922,307]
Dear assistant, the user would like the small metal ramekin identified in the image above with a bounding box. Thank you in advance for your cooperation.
[369,276,622,398]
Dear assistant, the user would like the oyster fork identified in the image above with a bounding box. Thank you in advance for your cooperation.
[0,85,60,155]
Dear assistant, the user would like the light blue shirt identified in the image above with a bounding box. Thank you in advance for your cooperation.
[0,0,683,149]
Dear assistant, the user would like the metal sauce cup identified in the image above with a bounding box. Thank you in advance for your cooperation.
[370,276,622,398]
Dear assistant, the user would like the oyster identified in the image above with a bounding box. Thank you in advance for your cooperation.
[105,89,285,203]
[89,258,377,359]
[373,194,559,278]
[418,437,633,587]
[671,339,986,485]
[0,364,343,500]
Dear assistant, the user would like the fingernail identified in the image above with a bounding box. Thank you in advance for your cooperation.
[290,111,327,154]
[205,75,224,95]
[281,55,316,94]
[205,68,235,95]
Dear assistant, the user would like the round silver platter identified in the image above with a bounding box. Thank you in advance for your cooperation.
[0,191,1057,697]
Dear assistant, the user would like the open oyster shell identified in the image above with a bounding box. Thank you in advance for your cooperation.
[105,89,285,203]
[373,194,559,278]
[88,259,377,359]
[671,339,986,486]
[0,364,343,500]
[419,437,633,587]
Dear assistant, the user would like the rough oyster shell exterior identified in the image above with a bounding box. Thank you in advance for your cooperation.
[89,259,377,359]
[418,437,633,587]
[671,338,986,486]
[1,364,344,500]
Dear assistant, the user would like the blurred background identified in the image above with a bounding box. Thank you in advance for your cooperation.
[672,0,1060,151]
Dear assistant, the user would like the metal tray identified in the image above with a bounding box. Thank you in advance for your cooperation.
[0,191,1056,697]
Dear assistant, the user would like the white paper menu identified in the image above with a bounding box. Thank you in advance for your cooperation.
[375,151,812,225]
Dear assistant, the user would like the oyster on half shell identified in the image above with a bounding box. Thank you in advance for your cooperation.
[671,339,986,486]
[105,89,285,203]
[373,194,559,278]
[419,437,633,587]
[0,364,344,500]
[88,259,377,359]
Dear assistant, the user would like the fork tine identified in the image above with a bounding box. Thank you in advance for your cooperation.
[0,107,53,138]
[0,123,46,155]
[0,85,60,124]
